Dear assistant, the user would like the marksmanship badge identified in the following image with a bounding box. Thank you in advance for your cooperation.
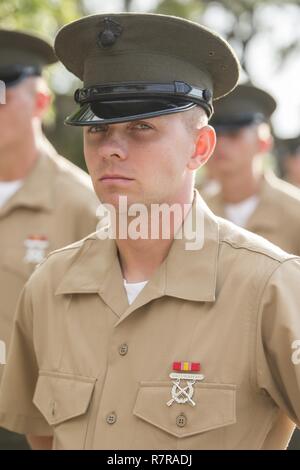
[167,361,204,407]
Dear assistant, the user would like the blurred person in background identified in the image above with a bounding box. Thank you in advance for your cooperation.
[195,164,221,198]
[201,84,300,256]
[275,136,300,188]
[0,29,99,449]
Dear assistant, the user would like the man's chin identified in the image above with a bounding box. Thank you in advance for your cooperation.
[97,192,133,210]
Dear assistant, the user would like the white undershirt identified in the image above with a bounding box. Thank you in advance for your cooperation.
[224,195,259,228]
[123,279,148,305]
[0,180,23,208]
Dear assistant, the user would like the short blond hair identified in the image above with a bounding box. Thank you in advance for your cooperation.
[181,105,208,131]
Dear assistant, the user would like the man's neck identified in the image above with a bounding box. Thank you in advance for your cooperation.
[0,133,40,182]
[116,190,194,283]
[220,166,262,204]
[117,237,174,283]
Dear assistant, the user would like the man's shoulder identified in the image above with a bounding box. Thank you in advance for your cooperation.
[215,216,300,296]
[28,232,99,287]
[217,215,296,264]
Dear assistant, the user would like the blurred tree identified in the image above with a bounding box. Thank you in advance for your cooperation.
[0,0,135,32]
[154,0,300,78]
[0,0,85,34]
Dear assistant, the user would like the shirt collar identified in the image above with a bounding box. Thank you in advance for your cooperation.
[246,172,281,232]
[209,172,280,232]
[55,191,220,318]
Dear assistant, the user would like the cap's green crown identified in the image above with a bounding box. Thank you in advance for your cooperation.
[54,13,240,126]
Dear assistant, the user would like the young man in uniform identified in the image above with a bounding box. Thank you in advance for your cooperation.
[0,30,98,448]
[202,84,300,255]
[0,14,299,450]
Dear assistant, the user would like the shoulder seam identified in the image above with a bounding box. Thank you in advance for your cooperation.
[220,239,297,263]
[38,235,97,267]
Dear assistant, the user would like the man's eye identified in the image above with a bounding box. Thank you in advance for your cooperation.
[133,123,152,130]
[87,125,107,134]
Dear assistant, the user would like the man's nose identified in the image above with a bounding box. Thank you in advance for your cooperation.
[97,132,128,161]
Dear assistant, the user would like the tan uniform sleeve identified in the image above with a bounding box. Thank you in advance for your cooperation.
[256,258,300,426]
[0,284,52,436]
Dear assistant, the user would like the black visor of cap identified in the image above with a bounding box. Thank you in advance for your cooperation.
[65,81,213,126]
[0,64,41,87]
[66,98,198,126]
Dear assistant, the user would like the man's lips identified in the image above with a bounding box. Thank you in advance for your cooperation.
[99,175,134,182]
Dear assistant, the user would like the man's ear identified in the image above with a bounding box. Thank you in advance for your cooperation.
[257,123,273,154]
[34,90,51,119]
[187,125,216,170]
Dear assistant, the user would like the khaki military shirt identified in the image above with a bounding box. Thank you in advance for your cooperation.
[0,145,99,370]
[202,172,300,255]
[0,192,300,450]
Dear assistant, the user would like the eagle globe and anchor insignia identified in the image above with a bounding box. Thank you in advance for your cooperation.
[167,362,204,407]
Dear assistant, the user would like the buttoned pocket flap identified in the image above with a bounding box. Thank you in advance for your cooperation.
[133,382,236,438]
[33,372,96,426]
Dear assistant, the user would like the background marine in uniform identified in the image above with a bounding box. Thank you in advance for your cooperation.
[275,135,300,188]
[0,30,98,447]
[201,84,300,255]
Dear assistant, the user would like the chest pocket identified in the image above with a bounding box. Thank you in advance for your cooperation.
[33,372,96,450]
[133,381,236,448]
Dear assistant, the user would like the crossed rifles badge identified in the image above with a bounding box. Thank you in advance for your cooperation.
[167,361,204,407]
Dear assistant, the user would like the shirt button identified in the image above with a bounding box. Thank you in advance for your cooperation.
[106,412,117,425]
[119,343,128,356]
[176,414,187,428]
